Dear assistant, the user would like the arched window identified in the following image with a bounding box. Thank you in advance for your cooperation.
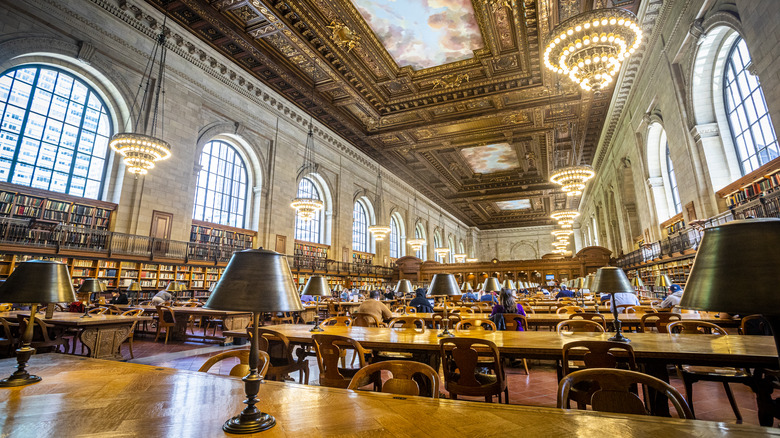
[389,216,400,258]
[294,177,321,243]
[193,139,248,228]
[724,37,779,175]
[352,201,368,252]
[666,144,682,214]
[0,66,112,198]
[433,231,443,263]
[414,222,426,260]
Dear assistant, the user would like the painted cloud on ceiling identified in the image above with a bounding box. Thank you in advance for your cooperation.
[496,199,532,210]
[460,143,520,174]
[352,0,483,70]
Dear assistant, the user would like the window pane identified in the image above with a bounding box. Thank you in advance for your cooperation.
[191,139,248,228]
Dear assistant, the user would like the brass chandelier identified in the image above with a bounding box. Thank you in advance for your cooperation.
[367,167,391,241]
[291,124,323,221]
[407,195,426,252]
[543,8,642,91]
[550,165,595,196]
[110,21,172,175]
[551,210,579,228]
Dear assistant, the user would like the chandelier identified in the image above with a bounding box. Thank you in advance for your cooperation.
[551,210,579,228]
[453,253,467,263]
[466,257,478,263]
[434,213,450,260]
[110,21,172,175]
[434,247,451,259]
[550,165,595,196]
[291,124,324,221]
[552,229,574,239]
[368,167,391,241]
[543,8,642,91]
[407,195,426,252]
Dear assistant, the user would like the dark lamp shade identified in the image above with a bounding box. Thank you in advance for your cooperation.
[573,277,587,289]
[590,267,635,294]
[204,248,304,313]
[428,274,460,296]
[127,281,142,292]
[502,279,515,290]
[461,282,473,292]
[0,260,76,304]
[394,279,413,294]
[681,218,780,314]
[302,276,330,297]
[332,284,343,292]
[483,277,502,293]
[655,274,673,288]
[78,278,105,293]
[631,276,644,288]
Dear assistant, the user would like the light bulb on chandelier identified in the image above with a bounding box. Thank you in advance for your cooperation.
[551,210,580,229]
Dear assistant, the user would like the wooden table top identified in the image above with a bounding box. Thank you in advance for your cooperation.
[388,312,734,325]
[120,306,252,316]
[226,324,778,367]
[0,354,775,437]
[0,311,151,326]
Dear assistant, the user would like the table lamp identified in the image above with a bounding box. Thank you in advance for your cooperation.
[301,275,330,332]
[655,273,673,295]
[78,278,105,318]
[461,282,473,292]
[0,260,76,387]
[572,277,587,306]
[165,281,185,301]
[127,281,142,305]
[429,274,460,337]
[205,248,303,434]
[394,279,413,314]
[483,277,501,296]
[502,279,515,290]
[590,266,635,343]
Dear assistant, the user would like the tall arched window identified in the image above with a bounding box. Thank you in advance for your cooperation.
[193,139,248,228]
[0,66,112,198]
[352,201,368,252]
[666,144,682,214]
[389,216,400,258]
[724,37,779,174]
[294,177,321,243]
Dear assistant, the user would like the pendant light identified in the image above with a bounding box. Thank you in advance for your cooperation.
[407,195,426,251]
[291,120,323,221]
[367,166,391,241]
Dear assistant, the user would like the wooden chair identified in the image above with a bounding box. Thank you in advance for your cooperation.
[569,312,607,329]
[391,306,416,313]
[615,304,635,314]
[559,340,639,410]
[387,316,426,329]
[440,337,508,403]
[558,368,694,419]
[476,303,493,312]
[502,314,530,375]
[0,303,11,312]
[626,305,656,316]
[250,327,310,384]
[352,312,386,328]
[639,313,682,333]
[327,302,346,317]
[312,334,375,389]
[198,349,270,378]
[432,313,461,330]
[0,317,17,355]
[154,306,176,344]
[88,307,108,316]
[455,318,497,331]
[739,314,773,335]
[556,306,584,315]
[104,305,122,315]
[120,308,144,359]
[450,306,475,314]
[16,315,67,353]
[321,316,353,327]
[517,303,534,314]
[556,320,605,333]
[348,360,440,398]
[667,320,750,422]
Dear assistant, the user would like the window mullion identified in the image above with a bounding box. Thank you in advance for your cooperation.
[7,68,42,182]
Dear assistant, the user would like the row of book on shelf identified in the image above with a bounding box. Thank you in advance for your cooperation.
[724,172,780,207]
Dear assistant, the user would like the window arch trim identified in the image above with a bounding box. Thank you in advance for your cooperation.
[192,138,249,228]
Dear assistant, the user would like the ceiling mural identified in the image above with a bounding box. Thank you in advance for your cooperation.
[460,143,520,174]
[496,199,532,210]
[351,0,484,70]
[145,0,644,229]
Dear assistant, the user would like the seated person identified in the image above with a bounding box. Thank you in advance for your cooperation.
[356,290,392,323]
[660,284,684,308]
[300,293,316,303]
[540,287,550,296]
[340,289,351,301]
[108,290,129,305]
[461,289,478,302]
[609,292,640,312]
[490,289,527,331]
[409,288,434,313]
[383,288,395,300]
[555,285,575,299]
[150,290,173,306]
[479,291,498,303]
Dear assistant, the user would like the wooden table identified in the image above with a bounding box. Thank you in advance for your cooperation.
[0,311,151,360]
[0,354,776,437]
[120,306,252,344]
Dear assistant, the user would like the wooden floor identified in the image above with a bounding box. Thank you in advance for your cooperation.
[47,324,774,427]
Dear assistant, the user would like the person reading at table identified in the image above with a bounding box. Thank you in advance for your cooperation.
[151,290,173,306]
[609,290,640,312]
[409,288,434,313]
[480,290,498,303]
[356,290,392,323]
[555,285,575,299]
[300,293,315,303]
[109,289,129,305]
[660,284,683,309]
[461,289,478,302]
[490,289,526,331]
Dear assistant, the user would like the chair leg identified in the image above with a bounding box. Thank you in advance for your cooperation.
[522,359,530,375]
[722,382,743,423]
[128,336,135,359]
[682,375,696,418]
[164,327,170,345]
[154,325,161,343]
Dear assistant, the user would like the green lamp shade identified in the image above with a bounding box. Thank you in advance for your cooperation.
[460,282,473,292]
[590,267,635,294]
[655,274,673,288]
[428,274,460,297]
[302,275,330,297]
[205,248,304,313]
[0,260,76,304]
[394,279,413,294]
[482,277,502,293]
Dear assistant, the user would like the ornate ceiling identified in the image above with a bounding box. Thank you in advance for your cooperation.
[146,0,642,229]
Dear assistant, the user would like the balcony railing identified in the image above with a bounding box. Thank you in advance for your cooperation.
[0,217,394,277]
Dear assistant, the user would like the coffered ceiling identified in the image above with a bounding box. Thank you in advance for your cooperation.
[145,0,642,229]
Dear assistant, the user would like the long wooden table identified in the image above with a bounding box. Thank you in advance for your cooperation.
[0,354,776,437]
[0,311,151,360]
[119,306,252,344]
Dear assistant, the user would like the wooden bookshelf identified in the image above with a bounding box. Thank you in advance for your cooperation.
[0,182,116,230]
[632,256,693,299]
[660,212,684,238]
[190,220,255,249]
[352,251,373,265]
[717,157,780,208]
[294,241,329,259]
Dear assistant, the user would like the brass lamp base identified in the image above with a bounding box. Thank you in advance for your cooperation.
[222,412,276,434]
[0,346,40,387]
[437,318,455,337]
[310,316,324,332]
[608,332,631,343]
[609,293,630,343]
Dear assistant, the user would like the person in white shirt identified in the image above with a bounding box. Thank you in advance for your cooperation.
[609,292,640,312]
[660,284,684,309]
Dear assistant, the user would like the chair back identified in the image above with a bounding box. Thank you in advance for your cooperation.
[439,337,505,398]
[0,317,16,346]
[251,327,296,366]
[557,368,693,419]
[156,306,176,324]
[198,349,271,378]
[616,304,635,314]
[352,312,383,327]
[387,316,425,329]
[667,320,727,335]
[181,302,200,308]
[16,315,64,350]
[630,305,656,316]
[88,307,108,316]
[450,307,475,314]
[639,313,681,333]
[455,318,497,331]
[476,303,493,312]
[561,340,637,375]
[739,314,773,336]
[321,316,352,327]
[503,314,528,331]
[569,312,606,328]
[556,319,605,334]
[556,306,584,315]
[432,313,461,329]
[312,334,371,388]
[0,303,11,312]
[348,360,440,398]
[120,308,144,317]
